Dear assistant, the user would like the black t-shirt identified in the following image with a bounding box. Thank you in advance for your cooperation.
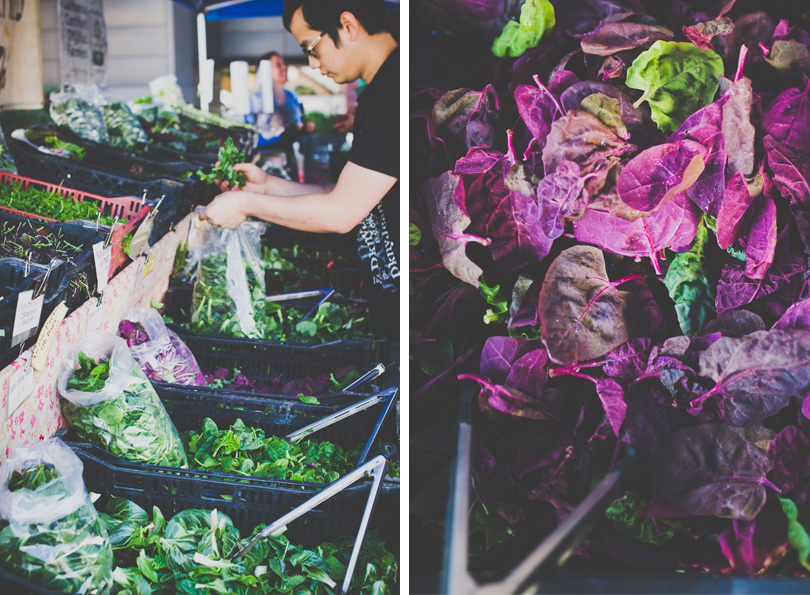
[349,47,400,340]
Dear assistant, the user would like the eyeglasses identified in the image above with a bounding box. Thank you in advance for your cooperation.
[302,32,325,58]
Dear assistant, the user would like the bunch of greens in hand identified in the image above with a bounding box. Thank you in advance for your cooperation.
[197,137,247,188]
[0,452,113,594]
[98,497,398,594]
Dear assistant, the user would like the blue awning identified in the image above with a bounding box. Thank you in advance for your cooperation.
[171,0,398,20]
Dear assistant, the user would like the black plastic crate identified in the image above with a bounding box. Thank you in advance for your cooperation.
[262,222,357,255]
[147,178,217,247]
[162,286,390,363]
[0,567,63,595]
[8,134,187,202]
[157,322,381,402]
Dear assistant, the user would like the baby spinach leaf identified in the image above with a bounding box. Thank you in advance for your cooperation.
[617,139,707,213]
[492,0,556,58]
[664,219,715,336]
[538,245,636,366]
[780,497,810,571]
[648,424,773,521]
[697,329,810,426]
[626,41,724,133]
[580,22,673,56]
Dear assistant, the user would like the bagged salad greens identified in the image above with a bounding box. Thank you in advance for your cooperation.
[99,100,147,149]
[191,220,267,339]
[58,332,188,468]
[118,306,206,386]
[0,438,113,594]
[49,84,110,144]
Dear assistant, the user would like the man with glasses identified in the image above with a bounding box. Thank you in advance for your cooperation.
[199,0,400,341]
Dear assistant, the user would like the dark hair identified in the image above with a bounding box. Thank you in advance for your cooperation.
[282,0,390,46]
[260,51,281,61]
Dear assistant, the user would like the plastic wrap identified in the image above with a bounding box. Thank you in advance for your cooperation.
[98,97,147,149]
[0,438,113,594]
[191,221,267,339]
[49,84,110,144]
[58,331,188,468]
[119,306,206,386]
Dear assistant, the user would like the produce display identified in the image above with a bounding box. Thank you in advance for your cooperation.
[58,333,188,468]
[411,0,810,582]
[118,307,207,386]
[99,100,148,149]
[190,221,267,339]
[265,300,376,343]
[49,90,110,144]
[97,497,397,594]
[0,178,116,224]
[136,103,233,154]
[182,417,360,484]
[23,128,86,161]
[197,137,248,188]
[0,439,113,594]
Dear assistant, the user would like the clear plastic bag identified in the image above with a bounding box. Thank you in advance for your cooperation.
[98,95,147,149]
[58,331,188,468]
[191,221,267,339]
[0,438,113,594]
[49,84,111,144]
[118,306,206,386]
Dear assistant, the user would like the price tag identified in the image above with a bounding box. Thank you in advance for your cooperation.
[32,302,68,372]
[12,290,44,347]
[128,211,156,258]
[89,295,105,332]
[8,352,34,416]
[142,253,156,280]
[93,242,112,292]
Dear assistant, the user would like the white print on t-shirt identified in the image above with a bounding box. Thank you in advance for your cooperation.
[357,204,399,293]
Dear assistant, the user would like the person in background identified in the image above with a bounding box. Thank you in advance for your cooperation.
[199,0,400,341]
[251,51,316,180]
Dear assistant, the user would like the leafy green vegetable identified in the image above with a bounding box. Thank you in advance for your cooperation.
[100,101,148,148]
[409,222,422,246]
[197,137,247,188]
[663,219,715,336]
[479,277,509,325]
[61,350,188,468]
[49,93,110,144]
[626,40,724,133]
[191,251,267,339]
[99,498,397,595]
[0,456,114,594]
[605,490,679,546]
[780,497,810,571]
[0,178,115,224]
[67,350,112,392]
[491,0,555,58]
[182,418,358,484]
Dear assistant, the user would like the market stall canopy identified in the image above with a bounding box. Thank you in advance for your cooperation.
[171,0,399,20]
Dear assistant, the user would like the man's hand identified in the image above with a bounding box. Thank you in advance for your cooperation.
[197,191,250,229]
[218,163,270,193]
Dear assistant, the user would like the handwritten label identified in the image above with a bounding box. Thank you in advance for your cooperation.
[8,352,34,416]
[12,290,43,346]
[142,253,156,279]
[32,301,67,372]
[93,241,112,292]
[128,211,155,257]
[88,294,104,331]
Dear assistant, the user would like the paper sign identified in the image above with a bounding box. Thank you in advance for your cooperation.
[8,351,34,416]
[93,241,112,292]
[88,295,104,331]
[142,253,156,280]
[12,290,43,346]
[32,301,67,372]
[128,211,155,258]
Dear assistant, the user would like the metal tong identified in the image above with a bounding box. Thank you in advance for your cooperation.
[232,446,395,595]
[341,363,386,392]
[286,386,398,467]
[264,287,335,323]
[443,384,641,594]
